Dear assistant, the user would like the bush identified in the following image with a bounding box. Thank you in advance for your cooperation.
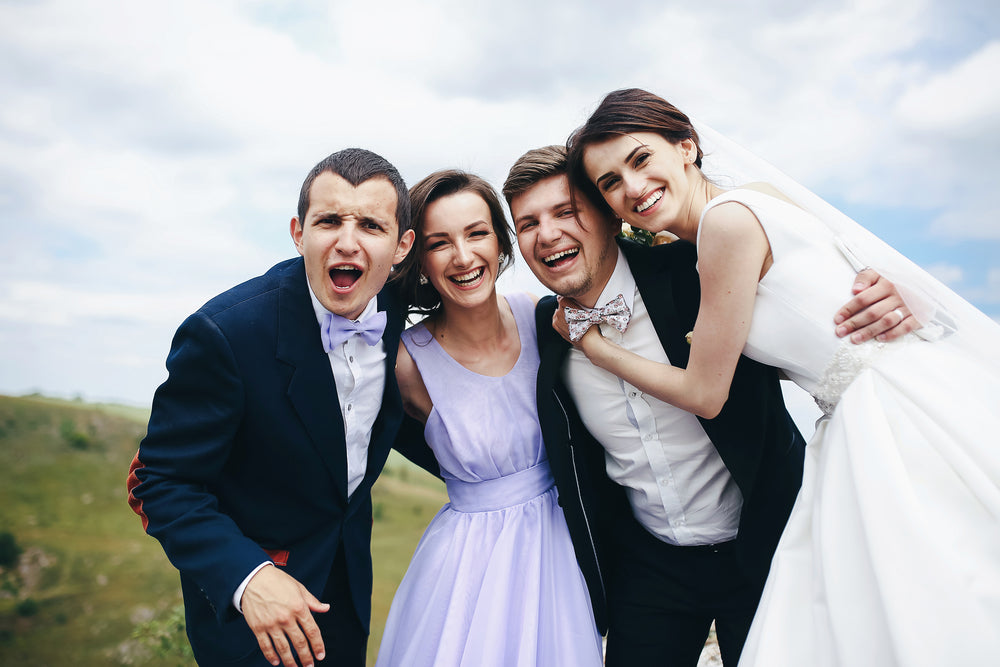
[133,604,194,661]
[0,531,21,568]
[59,418,91,450]
[16,598,39,617]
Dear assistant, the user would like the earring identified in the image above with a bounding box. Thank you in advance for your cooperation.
[419,273,428,285]
[498,253,506,263]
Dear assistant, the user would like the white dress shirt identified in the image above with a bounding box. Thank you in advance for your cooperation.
[306,288,387,500]
[235,282,387,611]
[564,249,743,546]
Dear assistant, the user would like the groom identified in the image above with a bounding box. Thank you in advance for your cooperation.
[503,145,910,666]
[127,148,433,667]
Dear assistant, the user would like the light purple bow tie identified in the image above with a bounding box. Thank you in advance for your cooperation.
[321,310,387,351]
[564,294,631,342]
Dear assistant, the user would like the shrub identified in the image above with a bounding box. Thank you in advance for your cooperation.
[16,598,39,617]
[59,418,91,450]
[133,604,194,660]
[0,531,21,568]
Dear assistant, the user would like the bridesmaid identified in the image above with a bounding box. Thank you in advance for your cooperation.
[376,170,603,666]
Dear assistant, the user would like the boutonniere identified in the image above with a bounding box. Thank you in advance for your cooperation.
[685,331,693,345]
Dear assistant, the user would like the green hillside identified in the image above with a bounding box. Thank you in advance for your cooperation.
[0,394,444,666]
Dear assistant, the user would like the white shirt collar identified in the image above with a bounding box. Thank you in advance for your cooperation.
[305,277,378,329]
[593,248,636,313]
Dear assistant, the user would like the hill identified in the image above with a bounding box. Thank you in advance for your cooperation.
[0,394,445,666]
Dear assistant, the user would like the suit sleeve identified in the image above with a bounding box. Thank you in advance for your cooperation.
[392,414,442,478]
[127,311,270,621]
[535,295,559,348]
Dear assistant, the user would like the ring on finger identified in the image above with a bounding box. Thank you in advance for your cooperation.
[892,307,906,323]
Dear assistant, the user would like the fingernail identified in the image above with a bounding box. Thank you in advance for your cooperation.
[876,334,886,342]
[835,325,847,337]
[850,332,862,343]
[853,282,865,291]
[834,314,844,324]
[318,652,326,661]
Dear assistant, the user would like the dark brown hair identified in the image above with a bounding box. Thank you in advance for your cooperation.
[397,170,514,316]
[566,88,704,218]
[296,148,411,238]
[502,145,569,206]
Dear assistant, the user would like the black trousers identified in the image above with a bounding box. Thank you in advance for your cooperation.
[605,517,762,667]
[314,548,368,667]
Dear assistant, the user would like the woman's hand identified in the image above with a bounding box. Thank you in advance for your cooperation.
[553,296,609,356]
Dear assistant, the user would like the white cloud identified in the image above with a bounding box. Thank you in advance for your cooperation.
[895,41,1000,133]
[1,0,998,402]
[925,263,964,287]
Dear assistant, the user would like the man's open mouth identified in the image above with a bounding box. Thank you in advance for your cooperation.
[542,248,579,267]
[330,266,362,288]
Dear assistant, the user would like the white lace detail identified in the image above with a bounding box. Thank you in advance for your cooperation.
[813,338,886,416]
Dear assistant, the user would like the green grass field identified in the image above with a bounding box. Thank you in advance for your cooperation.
[0,394,445,666]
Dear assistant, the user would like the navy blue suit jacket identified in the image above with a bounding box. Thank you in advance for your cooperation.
[128,257,434,664]
[535,238,806,632]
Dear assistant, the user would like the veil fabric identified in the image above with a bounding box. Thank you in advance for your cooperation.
[694,121,1000,370]
[689,121,1000,667]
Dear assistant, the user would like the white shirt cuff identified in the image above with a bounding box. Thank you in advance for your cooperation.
[233,561,273,614]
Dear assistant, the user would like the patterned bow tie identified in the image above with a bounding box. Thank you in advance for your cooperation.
[321,310,387,351]
[564,294,631,342]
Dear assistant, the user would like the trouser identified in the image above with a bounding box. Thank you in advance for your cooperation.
[605,516,760,667]
[314,547,368,667]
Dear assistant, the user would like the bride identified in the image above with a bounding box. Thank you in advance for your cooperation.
[559,87,1000,666]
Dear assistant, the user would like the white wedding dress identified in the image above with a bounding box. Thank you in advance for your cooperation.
[697,190,1000,666]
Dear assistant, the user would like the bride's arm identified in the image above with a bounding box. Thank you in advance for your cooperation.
[568,203,770,418]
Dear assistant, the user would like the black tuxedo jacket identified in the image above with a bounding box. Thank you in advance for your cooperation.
[535,238,806,633]
[127,257,434,664]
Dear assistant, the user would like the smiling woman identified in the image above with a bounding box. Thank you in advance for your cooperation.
[375,170,604,667]
[395,170,514,318]
[564,87,1000,667]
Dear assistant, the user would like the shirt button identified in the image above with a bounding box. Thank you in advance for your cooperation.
[349,356,355,363]
[347,404,353,412]
[643,433,654,441]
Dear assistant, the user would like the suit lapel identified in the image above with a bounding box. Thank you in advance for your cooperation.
[276,261,350,503]
[534,296,575,466]
[620,239,692,369]
[358,288,404,490]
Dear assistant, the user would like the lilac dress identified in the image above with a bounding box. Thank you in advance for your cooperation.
[375,293,603,667]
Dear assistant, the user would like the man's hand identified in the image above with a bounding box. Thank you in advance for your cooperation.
[834,268,920,344]
[241,564,329,667]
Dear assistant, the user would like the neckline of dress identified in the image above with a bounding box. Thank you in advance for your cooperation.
[419,294,526,380]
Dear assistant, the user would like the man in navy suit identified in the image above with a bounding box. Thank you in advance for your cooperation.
[503,145,910,666]
[128,148,431,667]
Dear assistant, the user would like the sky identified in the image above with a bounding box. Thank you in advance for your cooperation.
[1,0,998,433]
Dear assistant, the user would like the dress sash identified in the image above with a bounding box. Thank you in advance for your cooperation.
[445,461,555,513]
